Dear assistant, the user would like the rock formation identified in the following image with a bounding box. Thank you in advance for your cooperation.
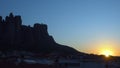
[0,13,78,54]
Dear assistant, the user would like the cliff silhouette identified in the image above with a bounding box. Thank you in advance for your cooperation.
[0,13,79,54]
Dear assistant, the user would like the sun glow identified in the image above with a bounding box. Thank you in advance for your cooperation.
[101,49,113,57]
[97,40,116,57]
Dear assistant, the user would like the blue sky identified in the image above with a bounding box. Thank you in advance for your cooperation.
[0,0,120,55]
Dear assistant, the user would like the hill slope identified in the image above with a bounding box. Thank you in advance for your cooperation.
[0,13,79,54]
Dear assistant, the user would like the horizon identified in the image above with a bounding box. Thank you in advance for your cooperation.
[0,0,120,56]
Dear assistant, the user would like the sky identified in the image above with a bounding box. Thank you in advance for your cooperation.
[0,0,120,56]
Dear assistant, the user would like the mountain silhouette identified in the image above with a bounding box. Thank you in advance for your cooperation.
[0,13,79,54]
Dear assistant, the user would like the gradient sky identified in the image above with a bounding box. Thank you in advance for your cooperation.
[0,0,120,56]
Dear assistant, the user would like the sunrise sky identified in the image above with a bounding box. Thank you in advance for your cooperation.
[0,0,120,56]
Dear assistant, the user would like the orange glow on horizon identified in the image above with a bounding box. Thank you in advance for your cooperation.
[78,39,119,56]
[97,40,116,56]
[100,49,113,57]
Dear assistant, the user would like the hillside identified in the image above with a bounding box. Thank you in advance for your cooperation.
[0,13,79,54]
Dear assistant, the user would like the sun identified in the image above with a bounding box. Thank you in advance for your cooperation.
[97,41,115,57]
[101,49,113,57]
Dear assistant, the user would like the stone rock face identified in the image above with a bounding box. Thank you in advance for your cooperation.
[0,13,78,54]
[0,16,2,23]
[0,13,53,49]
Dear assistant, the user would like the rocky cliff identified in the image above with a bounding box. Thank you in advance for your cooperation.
[0,13,79,54]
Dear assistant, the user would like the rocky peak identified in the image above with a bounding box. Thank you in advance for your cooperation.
[0,13,52,48]
[0,13,79,54]
[0,16,2,23]
[9,13,14,18]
